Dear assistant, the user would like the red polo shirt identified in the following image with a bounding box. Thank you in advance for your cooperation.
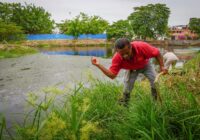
[109,41,160,75]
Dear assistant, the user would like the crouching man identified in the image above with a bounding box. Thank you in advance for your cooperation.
[91,38,167,106]
[163,50,179,71]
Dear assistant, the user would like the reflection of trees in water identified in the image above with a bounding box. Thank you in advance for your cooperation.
[72,46,93,56]
[106,47,113,58]
[41,44,199,59]
[73,46,79,55]
[178,55,194,60]
[86,46,89,56]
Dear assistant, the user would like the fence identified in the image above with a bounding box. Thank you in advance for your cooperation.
[27,34,107,40]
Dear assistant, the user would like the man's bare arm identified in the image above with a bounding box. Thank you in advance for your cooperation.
[155,52,168,74]
[91,57,116,79]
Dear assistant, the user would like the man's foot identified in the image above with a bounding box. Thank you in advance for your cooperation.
[118,98,128,107]
[118,92,130,107]
[151,88,158,101]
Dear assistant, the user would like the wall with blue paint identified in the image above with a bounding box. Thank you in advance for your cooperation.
[27,34,107,40]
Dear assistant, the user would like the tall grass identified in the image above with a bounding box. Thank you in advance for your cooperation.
[3,54,200,139]
[0,114,6,140]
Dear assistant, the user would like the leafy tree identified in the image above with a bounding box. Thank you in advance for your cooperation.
[15,3,55,34]
[128,3,170,40]
[0,2,16,23]
[0,2,54,34]
[189,18,200,38]
[61,15,84,39]
[81,13,108,35]
[58,13,108,39]
[106,20,133,40]
[0,20,25,41]
[57,22,68,34]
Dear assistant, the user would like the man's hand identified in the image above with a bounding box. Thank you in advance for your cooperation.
[91,57,100,66]
[155,52,168,75]
[91,56,116,79]
[160,66,168,74]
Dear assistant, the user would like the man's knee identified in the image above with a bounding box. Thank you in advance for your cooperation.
[123,84,133,93]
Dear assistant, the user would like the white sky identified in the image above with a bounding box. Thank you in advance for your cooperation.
[1,0,200,26]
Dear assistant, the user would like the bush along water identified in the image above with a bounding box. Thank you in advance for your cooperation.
[1,53,200,140]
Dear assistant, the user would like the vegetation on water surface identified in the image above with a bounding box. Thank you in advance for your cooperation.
[0,45,38,59]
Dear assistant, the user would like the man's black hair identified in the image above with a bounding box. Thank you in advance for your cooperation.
[114,38,130,49]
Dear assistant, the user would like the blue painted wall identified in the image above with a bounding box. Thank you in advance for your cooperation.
[27,34,107,40]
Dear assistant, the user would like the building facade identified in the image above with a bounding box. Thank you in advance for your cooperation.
[169,25,198,40]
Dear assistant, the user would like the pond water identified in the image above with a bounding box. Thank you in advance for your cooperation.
[40,45,200,62]
[40,46,113,58]
[40,45,200,70]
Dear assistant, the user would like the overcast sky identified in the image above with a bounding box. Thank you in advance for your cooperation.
[1,0,200,26]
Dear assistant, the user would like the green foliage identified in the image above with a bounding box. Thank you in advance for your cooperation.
[60,16,84,39]
[0,2,54,34]
[58,13,108,39]
[57,22,68,34]
[106,20,134,40]
[0,2,14,23]
[80,13,109,35]
[189,18,200,37]
[184,53,200,73]
[0,20,25,41]
[0,114,6,140]
[128,3,170,40]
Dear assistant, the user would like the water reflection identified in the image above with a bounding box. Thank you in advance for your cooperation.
[41,46,200,61]
[159,47,200,60]
[41,46,200,71]
[41,46,113,57]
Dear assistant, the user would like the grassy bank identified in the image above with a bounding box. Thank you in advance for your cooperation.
[0,45,38,59]
[1,54,200,140]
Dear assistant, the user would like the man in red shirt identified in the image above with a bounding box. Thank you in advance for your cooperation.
[91,38,167,106]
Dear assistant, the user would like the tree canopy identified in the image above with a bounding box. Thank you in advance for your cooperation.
[128,3,170,40]
[58,13,108,39]
[106,20,133,40]
[189,18,200,38]
[0,20,25,41]
[0,2,54,34]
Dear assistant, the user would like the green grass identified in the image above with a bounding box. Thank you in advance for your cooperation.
[0,46,38,59]
[10,80,199,140]
[2,54,200,140]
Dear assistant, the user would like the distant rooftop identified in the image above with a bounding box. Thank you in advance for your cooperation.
[170,25,188,28]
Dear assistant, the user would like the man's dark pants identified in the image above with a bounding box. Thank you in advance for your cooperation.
[122,62,158,105]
